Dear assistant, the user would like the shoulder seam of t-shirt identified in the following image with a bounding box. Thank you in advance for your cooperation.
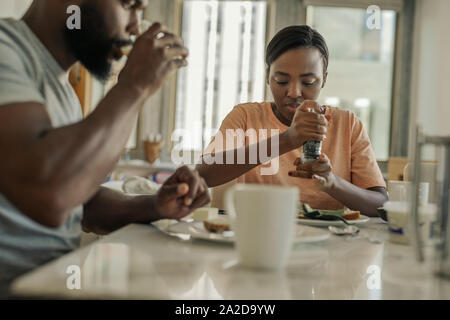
[245,102,272,130]
[16,19,67,81]
[0,19,41,81]
[0,19,67,83]
[234,103,254,131]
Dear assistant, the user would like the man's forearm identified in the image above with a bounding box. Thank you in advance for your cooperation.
[28,83,147,218]
[197,130,298,187]
[325,175,387,216]
[82,187,161,235]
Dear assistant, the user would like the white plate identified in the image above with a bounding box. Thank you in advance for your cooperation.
[164,221,330,244]
[297,215,370,227]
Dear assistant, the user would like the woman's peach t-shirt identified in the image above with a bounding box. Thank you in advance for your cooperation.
[204,102,386,210]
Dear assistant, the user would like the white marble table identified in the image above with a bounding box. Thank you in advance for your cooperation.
[11,218,450,299]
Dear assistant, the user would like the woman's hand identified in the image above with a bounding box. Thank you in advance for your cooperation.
[284,100,329,148]
[288,153,336,190]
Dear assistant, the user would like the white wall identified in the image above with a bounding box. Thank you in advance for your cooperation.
[0,0,32,19]
[409,0,450,160]
[410,0,450,137]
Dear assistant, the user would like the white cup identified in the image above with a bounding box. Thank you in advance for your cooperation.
[224,184,298,270]
[403,161,437,203]
[387,181,429,205]
[121,20,153,56]
[384,201,437,245]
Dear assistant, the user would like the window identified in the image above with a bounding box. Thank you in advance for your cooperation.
[173,0,267,156]
[0,0,32,18]
[306,6,397,161]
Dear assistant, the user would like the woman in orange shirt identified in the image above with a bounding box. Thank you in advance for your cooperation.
[196,25,387,216]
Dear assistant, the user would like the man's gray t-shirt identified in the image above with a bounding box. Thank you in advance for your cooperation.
[0,18,83,295]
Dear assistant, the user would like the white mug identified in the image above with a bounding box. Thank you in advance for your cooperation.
[403,161,437,203]
[384,201,437,245]
[224,184,298,270]
[387,181,429,205]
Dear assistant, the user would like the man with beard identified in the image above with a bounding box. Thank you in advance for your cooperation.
[0,0,210,297]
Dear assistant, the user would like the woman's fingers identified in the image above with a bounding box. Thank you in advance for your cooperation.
[290,153,332,179]
[312,174,327,185]
[318,153,329,162]
[299,100,322,113]
[303,112,328,126]
[293,157,302,166]
[312,162,331,174]
[289,170,310,178]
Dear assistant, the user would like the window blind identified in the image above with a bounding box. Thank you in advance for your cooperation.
[303,0,404,12]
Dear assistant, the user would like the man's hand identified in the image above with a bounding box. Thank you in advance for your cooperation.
[154,166,210,220]
[118,22,189,99]
[288,153,336,190]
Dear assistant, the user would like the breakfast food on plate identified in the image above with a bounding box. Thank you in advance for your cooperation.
[342,211,360,220]
[203,216,231,233]
[192,207,219,222]
[299,203,360,220]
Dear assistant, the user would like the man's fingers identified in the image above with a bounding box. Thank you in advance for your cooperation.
[160,183,189,202]
[168,58,188,70]
[187,177,210,209]
[164,46,189,60]
[164,55,189,72]
[181,170,200,206]
[197,177,207,194]
[189,191,211,210]
[170,206,192,220]
[172,166,210,206]
[143,22,169,39]
[156,34,185,49]
[178,183,189,195]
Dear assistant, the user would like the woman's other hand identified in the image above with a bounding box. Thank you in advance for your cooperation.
[289,153,336,190]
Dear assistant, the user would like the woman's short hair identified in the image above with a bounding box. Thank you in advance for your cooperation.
[266,25,329,73]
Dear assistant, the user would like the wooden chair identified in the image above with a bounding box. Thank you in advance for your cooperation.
[387,157,409,181]
[403,160,438,203]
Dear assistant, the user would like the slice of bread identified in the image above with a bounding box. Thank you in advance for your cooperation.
[203,217,231,233]
[343,211,360,220]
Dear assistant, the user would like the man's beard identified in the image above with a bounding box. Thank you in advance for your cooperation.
[63,2,129,81]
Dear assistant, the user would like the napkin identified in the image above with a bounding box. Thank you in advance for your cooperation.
[122,176,160,195]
